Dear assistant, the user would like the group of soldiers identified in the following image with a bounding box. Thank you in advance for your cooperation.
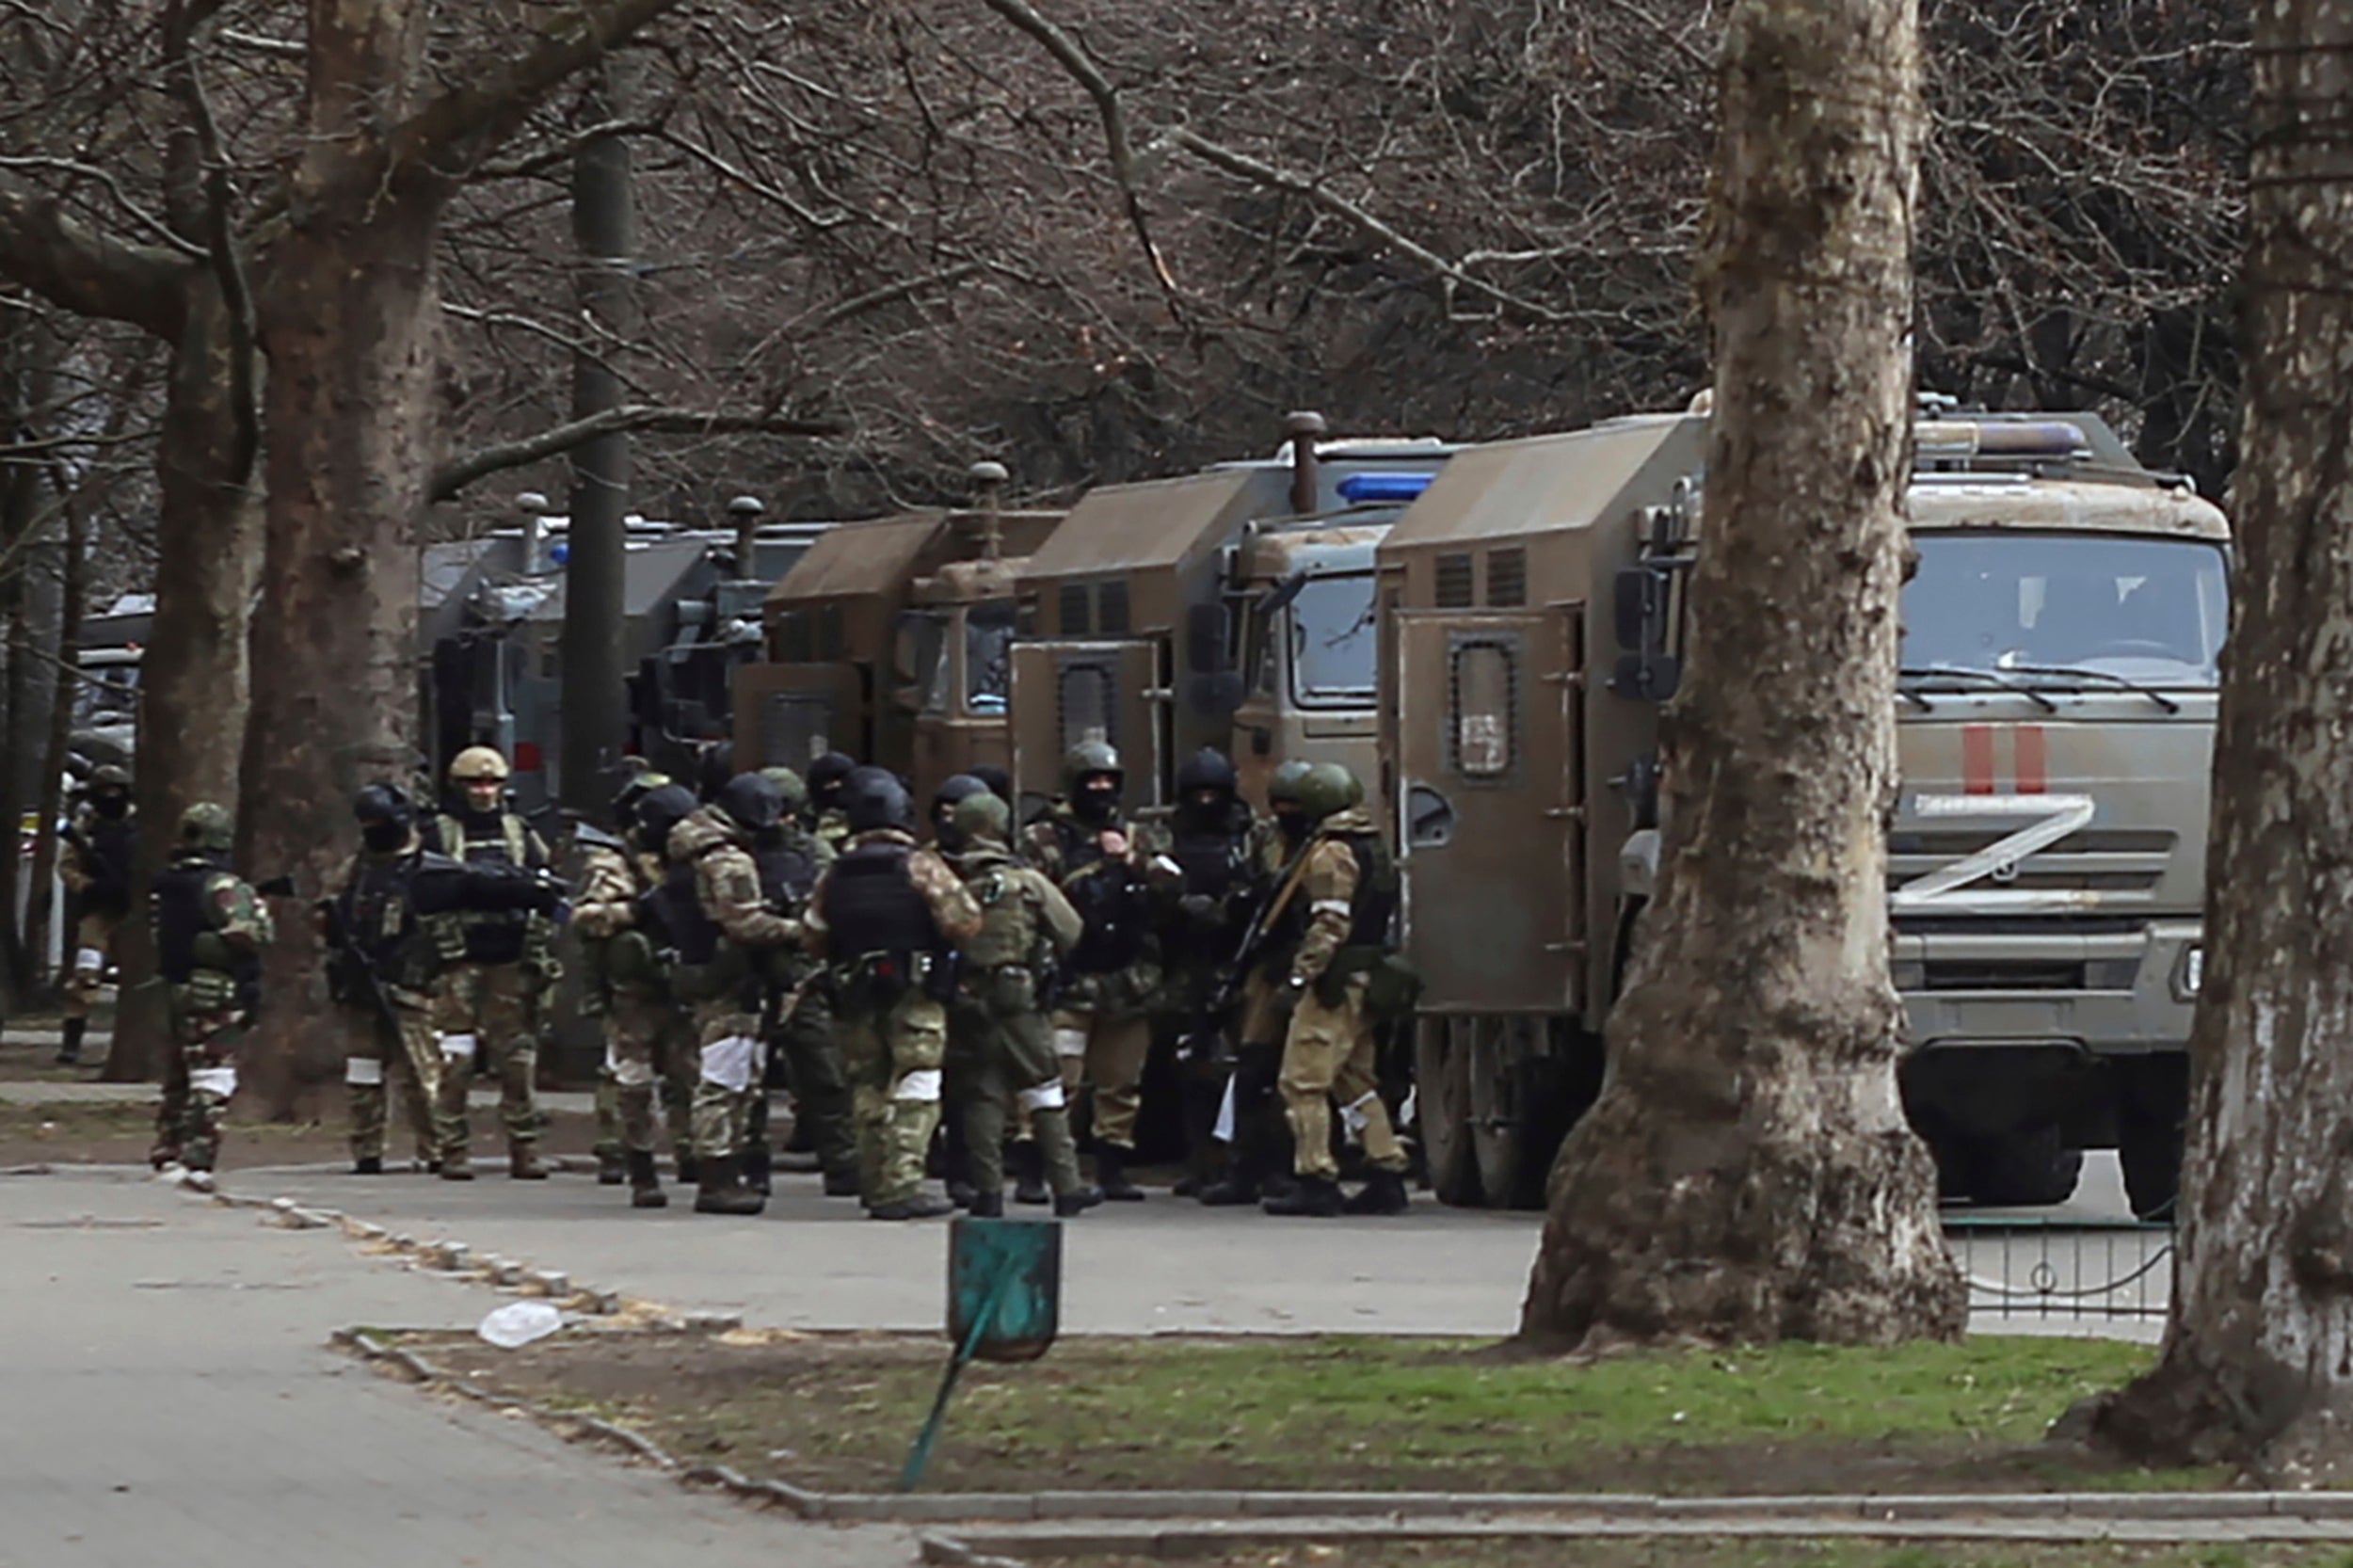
[56,731,1417,1220]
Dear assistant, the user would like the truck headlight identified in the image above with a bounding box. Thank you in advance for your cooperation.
[2171,945,2203,1003]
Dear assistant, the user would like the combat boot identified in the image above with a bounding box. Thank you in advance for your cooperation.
[1343,1168,1410,1216]
[56,1016,86,1066]
[1197,1147,1263,1207]
[693,1155,767,1215]
[1093,1144,1145,1202]
[508,1146,550,1180]
[352,1156,384,1176]
[866,1192,957,1221]
[1012,1143,1051,1206]
[743,1142,773,1196]
[626,1150,668,1209]
[440,1151,475,1182]
[1053,1186,1104,1218]
[968,1189,1005,1218]
[822,1166,863,1198]
[1261,1174,1342,1217]
[596,1149,627,1186]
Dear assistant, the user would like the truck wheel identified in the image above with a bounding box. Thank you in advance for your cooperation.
[1966,1125,2083,1208]
[2117,1112,2183,1221]
[1414,1019,1481,1208]
[1468,1018,1552,1210]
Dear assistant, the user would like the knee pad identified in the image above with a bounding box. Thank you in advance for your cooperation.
[188,1064,238,1100]
[1016,1080,1066,1112]
[344,1056,384,1087]
[613,1057,656,1089]
[438,1032,477,1062]
[700,1034,760,1092]
[892,1068,943,1105]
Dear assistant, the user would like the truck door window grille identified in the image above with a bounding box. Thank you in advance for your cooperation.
[773,611,813,664]
[1097,580,1132,635]
[1057,658,1116,752]
[1449,635,1518,780]
[760,694,833,769]
[1486,548,1528,608]
[1435,553,1474,609]
[1059,584,1093,636]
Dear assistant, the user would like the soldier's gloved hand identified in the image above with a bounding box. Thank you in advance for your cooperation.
[1177,892,1220,927]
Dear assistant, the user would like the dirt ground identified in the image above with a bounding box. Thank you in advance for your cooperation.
[399,1329,2202,1499]
[0,1100,605,1172]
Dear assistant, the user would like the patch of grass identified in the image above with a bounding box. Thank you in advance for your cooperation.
[397,1330,2222,1498]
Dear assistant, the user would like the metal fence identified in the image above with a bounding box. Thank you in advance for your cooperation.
[1944,1216,2175,1321]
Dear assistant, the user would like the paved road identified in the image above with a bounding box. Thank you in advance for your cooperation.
[0,1170,919,1568]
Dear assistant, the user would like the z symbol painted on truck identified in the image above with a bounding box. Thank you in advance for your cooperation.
[1889,793,2098,913]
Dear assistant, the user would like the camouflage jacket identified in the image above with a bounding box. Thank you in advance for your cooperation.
[1288,806,1378,988]
[572,841,660,938]
[954,842,1083,971]
[804,828,984,954]
[674,806,799,952]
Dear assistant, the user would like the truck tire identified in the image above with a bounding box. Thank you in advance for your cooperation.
[1414,1019,1481,1208]
[1468,1019,1553,1210]
[2117,1112,2183,1221]
[1966,1124,2083,1208]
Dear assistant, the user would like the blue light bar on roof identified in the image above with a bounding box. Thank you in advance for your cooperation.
[1336,472,1436,504]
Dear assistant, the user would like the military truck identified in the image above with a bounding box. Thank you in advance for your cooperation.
[1008,414,1453,817]
[731,468,1063,807]
[1380,409,2224,1218]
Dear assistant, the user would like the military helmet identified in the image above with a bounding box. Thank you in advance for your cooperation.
[952,791,1013,846]
[178,801,234,853]
[808,751,857,794]
[968,764,1014,805]
[609,769,672,826]
[449,745,510,783]
[91,763,133,791]
[1293,761,1361,823]
[933,773,992,817]
[696,741,736,803]
[1061,739,1122,793]
[1176,747,1238,796]
[1265,759,1316,808]
[633,785,697,855]
[714,771,785,835]
[352,782,415,830]
[759,766,809,812]
[841,765,914,833]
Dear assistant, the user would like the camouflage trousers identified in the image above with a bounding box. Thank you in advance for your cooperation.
[594,987,696,1161]
[690,999,766,1162]
[1278,973,1405,1181]
[840,984,949,1208]
[154,993,245,1173]
[430,962,542,1162]
[1048,1005,1152,1151]
[952,968,1084,1199]
[344,1000,442,1163]
[63,910,122,1022]
[773,982,858,1181]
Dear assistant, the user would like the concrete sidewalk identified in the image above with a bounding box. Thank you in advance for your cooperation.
[0,1170,918,1568]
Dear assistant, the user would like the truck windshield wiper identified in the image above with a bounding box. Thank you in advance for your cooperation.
[1897,664,2059,713]
[1994,662,2183,715]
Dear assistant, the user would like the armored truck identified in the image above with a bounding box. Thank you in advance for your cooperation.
[1008,415,1453,817]
[731,475,1062,807]
[1380,409,2223,1218]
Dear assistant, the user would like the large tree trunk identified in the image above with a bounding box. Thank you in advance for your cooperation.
[22,488,82,1000]
[1518,0,1961,1351]
[2078,2,2353,1482]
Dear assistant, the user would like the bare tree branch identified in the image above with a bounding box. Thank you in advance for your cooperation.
[429,404,843,504]
[163,0,259,485]
[0,179,196,339]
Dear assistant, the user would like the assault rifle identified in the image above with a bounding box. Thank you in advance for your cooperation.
[1176,848,1314,1064]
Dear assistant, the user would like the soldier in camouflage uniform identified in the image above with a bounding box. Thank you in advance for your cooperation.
[664,774,802,1215]
[1200,759,1312,1207]
[1021,741,1169,1202]
[149,804,274,1192]
[752,766,860,1198]
[949,792,1101,1217]
[56,763,137,1065]
[576,778,699,1208]
[327,784,448,1175]
[806,751,858,856]
[1265,761,1411,1217]
[423,745,562,1181]
[805,767,983,1221]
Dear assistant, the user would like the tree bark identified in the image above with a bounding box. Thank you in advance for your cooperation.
[23,488,82,1000]
[1518,0,1962,1351]
[2078,1,2353,1482]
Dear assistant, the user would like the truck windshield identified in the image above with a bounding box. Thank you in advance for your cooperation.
[1902,533,2229,688]
[965,602,1016,714]
[1289,573,1379,706]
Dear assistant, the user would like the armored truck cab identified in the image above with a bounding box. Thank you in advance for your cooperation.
[1379,410,2224,1217]
[731,500,1063,807]
[1009,421,1450,818]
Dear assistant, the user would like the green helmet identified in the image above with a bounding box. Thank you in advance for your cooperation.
[1294,761,1361,823]
[951,791,1013,846]
[178,801,234,853]
[759,766,809,813]
[1265,759,1315,809]
[92,763,133,791]
[1061,739,1122,794]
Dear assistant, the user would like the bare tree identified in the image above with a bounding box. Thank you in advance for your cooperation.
[1517,0,1964,1350]
[2074,0,2353,1481]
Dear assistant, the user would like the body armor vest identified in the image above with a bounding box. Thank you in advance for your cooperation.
[82,817,136,914]
[754,835,821,911]
[1338,833,1400,952]
[434,811,536,966]
[655,856,725,967]
[152,861,216,984]
[823,840,937,959]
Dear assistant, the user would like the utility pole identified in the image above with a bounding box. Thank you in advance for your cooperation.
[558,58,637,815]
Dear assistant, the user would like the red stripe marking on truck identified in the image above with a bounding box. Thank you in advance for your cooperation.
[1962,725,1995,795]
[2014,725,2047,794]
